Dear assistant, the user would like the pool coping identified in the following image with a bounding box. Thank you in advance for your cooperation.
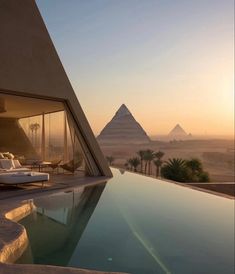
[0,202,33,263]
[0,262,128,274]
[117,168,235,200]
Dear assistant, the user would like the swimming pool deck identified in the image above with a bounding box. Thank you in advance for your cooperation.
[0,174,128,274]
[0,173,110,201]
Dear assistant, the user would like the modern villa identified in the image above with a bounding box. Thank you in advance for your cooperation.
[0,1,113,273]
[0,0,111,178]
[0,1,234,274]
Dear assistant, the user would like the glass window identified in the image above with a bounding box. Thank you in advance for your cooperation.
[0,93,93,175]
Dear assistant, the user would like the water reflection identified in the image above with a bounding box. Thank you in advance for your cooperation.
[17,183,106,265]
[17,169,234,274]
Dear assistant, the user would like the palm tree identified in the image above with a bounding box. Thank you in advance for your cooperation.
[154,150,165,177]
[128,157,140,172]
[185,158,202,175]
[198,171,210,182]
[154,151,164,160]
[142,149,155,175]
[161,158,189,182]
[29,123,35,144]
[136,150,145,173]
[34,123,40,148]
[127,158,134,171]
[185,158,209,182]
[106,156,115,166]
[29,122,40,147]
[153,159,163,177]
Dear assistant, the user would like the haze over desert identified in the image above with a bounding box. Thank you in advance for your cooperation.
[97,104,234,183]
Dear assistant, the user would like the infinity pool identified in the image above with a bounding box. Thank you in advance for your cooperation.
[17,168,234,274]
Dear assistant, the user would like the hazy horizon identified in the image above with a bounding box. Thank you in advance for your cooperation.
[36,0,234,137]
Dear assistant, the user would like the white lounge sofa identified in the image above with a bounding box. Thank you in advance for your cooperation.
[0,159,31,173]
[0,172,49,186]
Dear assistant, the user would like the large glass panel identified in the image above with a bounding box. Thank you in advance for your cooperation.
[0,92,90,175]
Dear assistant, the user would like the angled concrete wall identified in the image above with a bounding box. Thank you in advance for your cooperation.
[0,0,111,177]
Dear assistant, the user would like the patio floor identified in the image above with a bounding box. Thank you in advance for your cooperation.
[0,172,110,201]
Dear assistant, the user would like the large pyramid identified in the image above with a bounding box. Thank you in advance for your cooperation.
[168,124,188,140]
[97,104,150,144]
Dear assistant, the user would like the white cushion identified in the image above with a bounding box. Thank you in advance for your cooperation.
[0,159,14,169]
[11,172,31,177]
[3,152,14,159]
[0,172,49,184]
[0,168,31,173]
[13,160,22,168]
[8,153,15,159]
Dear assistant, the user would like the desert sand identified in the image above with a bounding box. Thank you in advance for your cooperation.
[99,139,234,183]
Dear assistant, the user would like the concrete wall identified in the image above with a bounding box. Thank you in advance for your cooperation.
[0,0,111,177]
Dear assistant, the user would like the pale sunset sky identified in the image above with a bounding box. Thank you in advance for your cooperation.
[36,0,234,137]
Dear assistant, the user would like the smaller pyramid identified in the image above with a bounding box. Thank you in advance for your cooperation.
[168,124,188,140]
[97,104,150,144]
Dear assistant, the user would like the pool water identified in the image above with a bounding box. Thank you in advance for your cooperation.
[17,168,234,274]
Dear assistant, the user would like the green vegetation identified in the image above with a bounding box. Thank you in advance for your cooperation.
[127,157,140,172]
[29,122,40,146]
[136,150,145,173]
[126,149,165,176]
[124,149,210,183]
[161,158,210,182]
[161,158,188,182]
[142,149,155,175]
[153,151,165,177]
